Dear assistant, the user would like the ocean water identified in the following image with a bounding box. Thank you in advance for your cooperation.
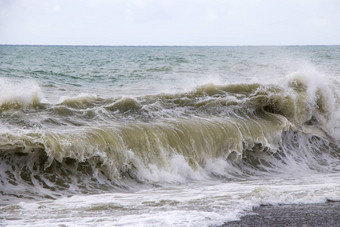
[0,45,340,226]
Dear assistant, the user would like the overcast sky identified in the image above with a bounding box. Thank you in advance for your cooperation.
[0,0,339,46]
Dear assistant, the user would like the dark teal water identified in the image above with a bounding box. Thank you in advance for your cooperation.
[1,45,339,99]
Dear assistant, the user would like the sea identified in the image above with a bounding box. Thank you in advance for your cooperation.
[0,45,340,226]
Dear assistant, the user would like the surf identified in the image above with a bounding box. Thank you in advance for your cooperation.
[1,70,339,205]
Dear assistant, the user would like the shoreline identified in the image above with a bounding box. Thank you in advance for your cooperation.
[220,201,340,227]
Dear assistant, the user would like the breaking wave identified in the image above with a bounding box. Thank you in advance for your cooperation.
[1,72,340,204]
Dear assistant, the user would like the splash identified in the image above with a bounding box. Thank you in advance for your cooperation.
[0,78,44,110]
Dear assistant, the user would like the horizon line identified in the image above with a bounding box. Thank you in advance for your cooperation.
[0,44,339,47]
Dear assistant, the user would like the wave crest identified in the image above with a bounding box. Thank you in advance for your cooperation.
[1,70,340,203]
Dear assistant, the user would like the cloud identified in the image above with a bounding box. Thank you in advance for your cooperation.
[52,4,61,13]
[0,0,339,45]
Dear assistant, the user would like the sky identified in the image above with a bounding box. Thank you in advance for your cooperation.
[0,0,339,46]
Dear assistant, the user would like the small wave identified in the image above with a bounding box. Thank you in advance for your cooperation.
[105,97,142,113]
[146,66,172,72]
[58,93,102,108]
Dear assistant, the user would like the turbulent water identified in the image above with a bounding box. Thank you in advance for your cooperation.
[1,45,340,226]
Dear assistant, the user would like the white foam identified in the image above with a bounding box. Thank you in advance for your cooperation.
[137,154,207,183]
[2,173,340,227]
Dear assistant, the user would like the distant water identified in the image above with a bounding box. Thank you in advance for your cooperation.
[1,45,340,226]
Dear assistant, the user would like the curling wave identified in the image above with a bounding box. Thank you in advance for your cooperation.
[0,72,340,204]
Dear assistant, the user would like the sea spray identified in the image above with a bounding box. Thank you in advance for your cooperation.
[0,78,43,110]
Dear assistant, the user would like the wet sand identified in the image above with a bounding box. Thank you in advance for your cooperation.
[221,202,340,227]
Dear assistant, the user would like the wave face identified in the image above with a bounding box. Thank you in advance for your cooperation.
[1,69,340,204]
